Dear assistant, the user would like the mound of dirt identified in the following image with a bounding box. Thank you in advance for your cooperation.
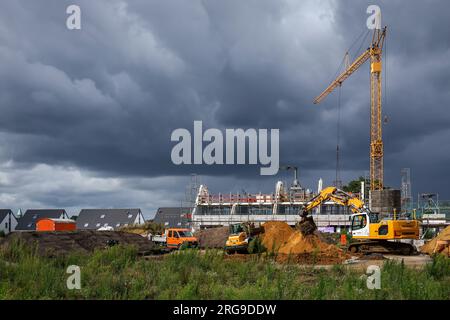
[260,221,348,263]
[195,226,229,248]
[260,221,294,251]
[421,225,450,256]
[0,231,159,257]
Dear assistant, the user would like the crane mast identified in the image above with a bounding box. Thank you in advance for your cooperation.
[314,27,387,191]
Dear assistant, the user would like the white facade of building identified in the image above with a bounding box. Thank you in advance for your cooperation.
[0,211,18,235]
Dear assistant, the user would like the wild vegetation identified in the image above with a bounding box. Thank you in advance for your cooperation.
[118,221,165,235]
[0,239,448,300]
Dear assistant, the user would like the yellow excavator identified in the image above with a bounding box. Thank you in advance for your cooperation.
[225,222,263,254]
[298,186,420,255]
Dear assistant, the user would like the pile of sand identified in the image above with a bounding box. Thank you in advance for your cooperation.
[0,231,159,257]
[260,221,294,251]
[279,232,322,254]
[261,221,345,261]
[421,225,450,257]
[195,226,229,248]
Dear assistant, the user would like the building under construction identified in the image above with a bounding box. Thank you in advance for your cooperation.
[189,175,449,233]
[192,180,354,232]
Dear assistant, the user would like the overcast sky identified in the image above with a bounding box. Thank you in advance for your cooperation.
[0,0,449,218]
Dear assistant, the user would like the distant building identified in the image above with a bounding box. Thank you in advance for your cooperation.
[0,209,18,235]
[76,209,145,230]
[153,207,191,228]
[16,209,69,231]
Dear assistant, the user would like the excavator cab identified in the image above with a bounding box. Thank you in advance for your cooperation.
[351,213,370,237]
[229,223,244,235]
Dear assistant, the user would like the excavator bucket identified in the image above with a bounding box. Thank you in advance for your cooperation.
[296,216,317,236]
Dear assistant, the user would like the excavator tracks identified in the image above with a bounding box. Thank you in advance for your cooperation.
[348,240,416,255]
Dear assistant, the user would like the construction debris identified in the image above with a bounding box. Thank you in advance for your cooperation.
[420,225,450,257]
[0,231,159,257]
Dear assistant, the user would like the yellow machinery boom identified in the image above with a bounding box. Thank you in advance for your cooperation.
[301,186,365,216]
[314,27,387,191]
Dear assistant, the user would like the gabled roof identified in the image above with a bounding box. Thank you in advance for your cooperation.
[76,208,144,230]
[153,207,191,228]
[16,209,67,231]
[0,209,14,223]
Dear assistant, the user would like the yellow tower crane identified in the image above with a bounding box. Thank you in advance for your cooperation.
[313,27,387,191]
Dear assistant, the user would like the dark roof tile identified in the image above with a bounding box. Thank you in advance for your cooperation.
[76,209,144,230]
[16,209,67,231]
[153,207,191,228]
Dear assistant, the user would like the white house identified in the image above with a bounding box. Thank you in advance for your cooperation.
[0,209,18,235]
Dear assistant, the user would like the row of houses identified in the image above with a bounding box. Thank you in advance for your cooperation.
[0,207,192,235]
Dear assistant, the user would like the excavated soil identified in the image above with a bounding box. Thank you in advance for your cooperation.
[0,231,159,257]
[260,221,294,251]
[421,225,450,257]
[261,221,348,264]
[195,226,229,248]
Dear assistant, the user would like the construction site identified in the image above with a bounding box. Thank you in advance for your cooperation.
[0,5,449,302]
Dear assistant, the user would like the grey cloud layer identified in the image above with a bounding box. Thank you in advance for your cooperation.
[0,0,449,212]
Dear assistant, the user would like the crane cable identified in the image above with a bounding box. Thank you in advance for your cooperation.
[335,85,342,188]
[384,31,388,124]
[330,29,371,188]
[328,29,368,85]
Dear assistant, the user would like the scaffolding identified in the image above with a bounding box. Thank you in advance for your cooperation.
[401,168,412,213]
[180,174,200,228]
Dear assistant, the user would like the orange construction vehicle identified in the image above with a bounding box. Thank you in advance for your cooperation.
[151,228,198,250]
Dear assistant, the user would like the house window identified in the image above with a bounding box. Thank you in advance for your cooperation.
[96,223,101,227]
[100,214,105,219]
[84,223,89,227]
[5,222,8,229]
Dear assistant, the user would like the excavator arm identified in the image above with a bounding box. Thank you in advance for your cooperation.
[297,186,367,236]
[300,186,366,217]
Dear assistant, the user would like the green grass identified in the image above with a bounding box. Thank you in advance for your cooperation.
[0,239,449,300]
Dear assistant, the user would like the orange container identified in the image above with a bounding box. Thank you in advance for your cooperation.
[36,218,76,231]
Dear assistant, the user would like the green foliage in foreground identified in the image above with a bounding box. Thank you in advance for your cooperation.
[0,239,449,300]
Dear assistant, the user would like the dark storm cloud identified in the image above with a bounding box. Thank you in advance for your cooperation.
[0,0,449,211]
